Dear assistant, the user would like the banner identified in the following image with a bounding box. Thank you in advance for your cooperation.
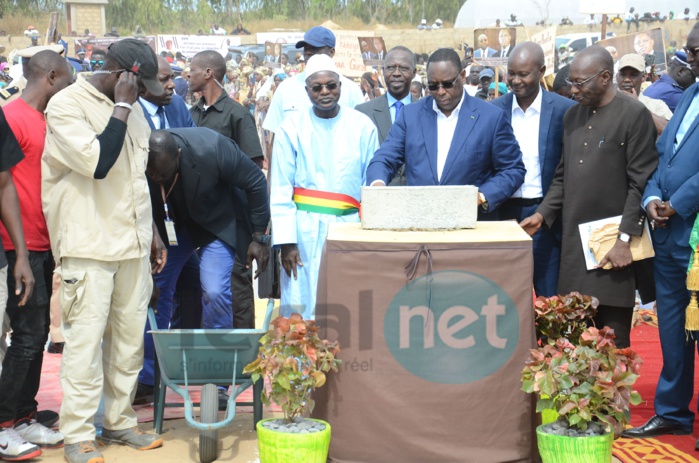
[531,26,557,76]
[74,36,156,60]
[256,31,305,45]
[333,30,371,78]
[156,35,242,58]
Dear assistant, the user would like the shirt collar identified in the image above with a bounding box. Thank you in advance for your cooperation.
[386,91,412,107]
[512,87,543,115]
[432,90,466,117]
[139,97,159,116]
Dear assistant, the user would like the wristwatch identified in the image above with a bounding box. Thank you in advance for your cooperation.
[252,233,271,246]
[478,192,488,212]
[618,232,631,243]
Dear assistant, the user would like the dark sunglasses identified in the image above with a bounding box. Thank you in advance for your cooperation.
[683,46,699,58]
[309,82,339,93]
[426,76,460,92]
[90,59,104,66]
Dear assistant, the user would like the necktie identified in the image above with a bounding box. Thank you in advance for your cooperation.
[156,106,166,129]
[394,101,404,122]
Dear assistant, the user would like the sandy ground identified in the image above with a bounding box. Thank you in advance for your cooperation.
[35,410,285,463]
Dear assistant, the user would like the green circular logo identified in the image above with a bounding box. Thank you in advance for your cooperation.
[384,271,519,384]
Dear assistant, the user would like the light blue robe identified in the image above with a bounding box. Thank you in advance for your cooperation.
[270,105,379,319]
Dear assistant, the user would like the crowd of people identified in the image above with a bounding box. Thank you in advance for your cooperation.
[0,17,697,463]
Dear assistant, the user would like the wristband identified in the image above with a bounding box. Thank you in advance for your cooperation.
[114,102,132,111]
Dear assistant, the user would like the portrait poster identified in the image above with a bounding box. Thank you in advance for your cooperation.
[597,28,667,73]
[472,27,516,67]
[531,26,557,77]
[262,41,283,66]
[357,36,387,66]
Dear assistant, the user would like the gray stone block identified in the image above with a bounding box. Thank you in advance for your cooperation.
[360,185,478,230]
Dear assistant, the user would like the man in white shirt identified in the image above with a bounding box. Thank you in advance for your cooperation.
[491,42,576,296]
[263,26,364,137]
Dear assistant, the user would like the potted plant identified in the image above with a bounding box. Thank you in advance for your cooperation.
[534,292,599,345]
[243,313,341,463]
[521,326,642,463]
[534,292,599,423]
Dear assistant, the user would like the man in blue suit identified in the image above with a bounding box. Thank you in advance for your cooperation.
[366,48,525,219]
[491,42,576,296]
[622,22,699,442]
[134,55,201,406]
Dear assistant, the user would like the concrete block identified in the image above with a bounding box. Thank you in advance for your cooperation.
[360,185,478,230]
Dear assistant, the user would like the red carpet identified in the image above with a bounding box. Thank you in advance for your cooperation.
[613,310,699,463]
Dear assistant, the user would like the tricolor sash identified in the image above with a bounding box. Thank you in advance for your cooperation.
[293,187,360,216]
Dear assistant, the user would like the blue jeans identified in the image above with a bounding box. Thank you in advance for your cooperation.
[139,231,236,386]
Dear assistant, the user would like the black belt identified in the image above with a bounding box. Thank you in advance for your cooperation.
[508,197,543,207]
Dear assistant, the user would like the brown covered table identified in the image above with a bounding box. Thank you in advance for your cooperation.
[313,222,536,463]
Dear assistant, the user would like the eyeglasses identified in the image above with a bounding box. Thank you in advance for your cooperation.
[426,76,460,92]
[385,65,413,74]
[90,59,104,66]
[565,70,605,88]
[309,82,339,93]
[683,46,699,58]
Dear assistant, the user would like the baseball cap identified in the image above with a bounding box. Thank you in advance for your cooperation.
[618,54,645,73]
[107,38,163,96]
[673,50,691,68]
[478,68,495,79]
[295,26,336,49]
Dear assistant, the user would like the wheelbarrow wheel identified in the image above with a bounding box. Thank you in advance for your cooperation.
[199,383,219,463]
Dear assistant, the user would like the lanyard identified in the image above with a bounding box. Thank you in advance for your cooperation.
[159,173,179,221]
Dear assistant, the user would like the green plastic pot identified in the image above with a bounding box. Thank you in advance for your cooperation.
[537,424,613,463]
[257,418,331,463]
[539,394,558,425]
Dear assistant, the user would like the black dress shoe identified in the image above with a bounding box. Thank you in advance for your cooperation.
[132,382,154,405]
[35,410,59,428]
[621,415,691,438]
[47,341,64,354]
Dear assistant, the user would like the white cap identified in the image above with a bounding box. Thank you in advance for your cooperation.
[304,54,338,80]
[436,19,442,23]
[16,44,65,58]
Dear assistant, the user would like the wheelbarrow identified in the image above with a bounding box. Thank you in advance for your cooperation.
[148,299,275,463]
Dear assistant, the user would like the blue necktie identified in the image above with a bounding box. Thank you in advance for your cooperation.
[394,101,404,122]
[156,106,166,129]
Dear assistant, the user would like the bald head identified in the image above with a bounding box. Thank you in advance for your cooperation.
[508,42,545,69]
[147,130,181,185]
[26,50,71,80]
[572,45,614,74]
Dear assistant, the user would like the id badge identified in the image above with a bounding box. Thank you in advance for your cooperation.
[164,219,178,246]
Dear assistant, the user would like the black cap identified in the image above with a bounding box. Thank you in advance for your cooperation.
[107,38,163,96]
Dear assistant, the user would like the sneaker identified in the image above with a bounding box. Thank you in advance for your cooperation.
[0,427,42,461]
[218,389,229,411]
[64,440,103,463]
[100,427,162,450]
[35,410,59,429]
[132,382,154,406]
[14,420,64,449]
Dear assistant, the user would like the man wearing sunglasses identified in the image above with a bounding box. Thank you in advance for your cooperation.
[270,54,378,320]
[520,45,658,350]
[366,47,525,220]
[623,22,699,444]
[42,38,166,463]
[89,49,106,72]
